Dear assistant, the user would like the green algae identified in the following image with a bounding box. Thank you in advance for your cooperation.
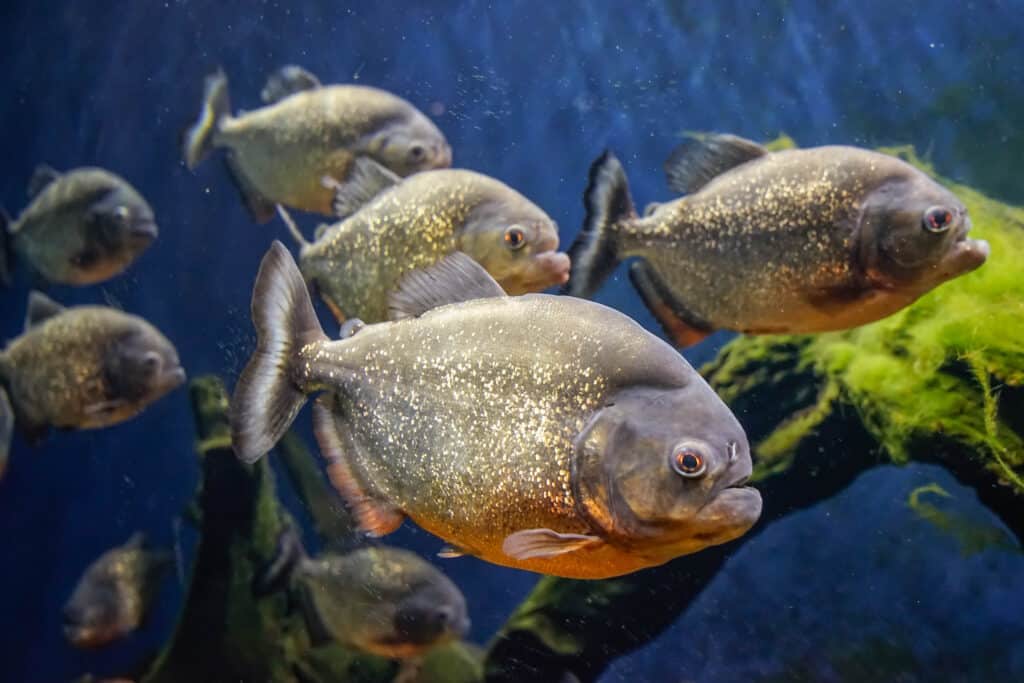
[705,146,1024,494]
[907,483,1019,557]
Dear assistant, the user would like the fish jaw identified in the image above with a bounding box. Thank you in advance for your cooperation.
[499,251,572,294]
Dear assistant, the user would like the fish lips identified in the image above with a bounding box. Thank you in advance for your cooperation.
[940,219,989,276]
[129,220,159,242]
[156,365,187,393]
[692,481,763,544]
[507,250,571,293]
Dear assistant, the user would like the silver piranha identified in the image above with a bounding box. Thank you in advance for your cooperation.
[566,134,990,347]
[0,166,157,286]
[63,533,172,649]
[283,160,571,323]
[0,291,185,470]
[256,524,469,659]
[182,65,451,222]
[230,243,760,579]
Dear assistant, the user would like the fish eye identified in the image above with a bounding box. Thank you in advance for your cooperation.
[504,226,527,250]
[671,446,707,478]
[142,351,161,373]
[113,205,131,223]
[409,144,426,160]
[923,206,954,233]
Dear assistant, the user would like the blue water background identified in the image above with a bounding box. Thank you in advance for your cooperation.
[0,1,1021,681]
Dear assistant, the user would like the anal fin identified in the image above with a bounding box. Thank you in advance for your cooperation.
[224,152,276,223]
[312,397,403,537]
[629,261,713,348]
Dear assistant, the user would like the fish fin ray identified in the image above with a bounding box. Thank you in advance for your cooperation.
[224,152,276,223]
[24,290,65,330]
[388,252,505,321]
[0,388,12,479]
[254,522,307,596]
[324,156,402,220]
[183,68,230,169]
[261,65,323,104]
[276,205,311,249]
[502,529,603,560]
[664,133,767,195]
[313,398,404,537]
[629,261,713,347]
[231,241,326,464]
[27,165,60,199]
[437,544,468,559]
[0,208,12,287]
[564,150,634,298]
[83,399,127,416]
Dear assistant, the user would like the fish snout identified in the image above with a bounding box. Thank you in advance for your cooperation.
[435,142,453,168]
[534,250,572,287]
[128,220,159,243]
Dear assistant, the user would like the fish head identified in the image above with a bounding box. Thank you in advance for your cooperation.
[389,573,470,654]
[457,197,571,294]
[63,593,121,648]
[857,171,989,291]
[366,113,452,176]
[86,184,159,256]
[99,317,185,421]
[573,385,762,561]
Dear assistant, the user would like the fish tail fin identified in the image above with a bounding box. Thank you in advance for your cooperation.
[0,386,12,480]
[183,68,231,169]
[0,208,13,287]
[231,241,326,464]
[253,522,308,597]
[276,205,310,250]
[564,151,635,298]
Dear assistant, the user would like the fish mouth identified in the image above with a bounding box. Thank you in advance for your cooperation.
[944,219,989,273]
[531,250,572,288]
[159,366,187,391]
[693,483,762,537]
[129,220,159,242]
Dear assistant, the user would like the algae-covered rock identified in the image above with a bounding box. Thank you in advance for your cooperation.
[484,151,1023,682]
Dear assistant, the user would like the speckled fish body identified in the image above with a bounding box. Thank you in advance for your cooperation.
[298,546,469,658]
[183,67,451,221]
[231,244,760,579]
[63,533,171,648]
[257,525,469,658]
[1,166,157,286]
[297,169,570,322]
[568,137,989,346]
[0,293,185,439]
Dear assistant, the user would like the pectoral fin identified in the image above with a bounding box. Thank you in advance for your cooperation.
[224,152,276,223]
[502,529,603,560]
[437,544,469,559]
[629,261,713,348]
[324,156,401,220]
[83,399,127,416]
[312,397,404,537]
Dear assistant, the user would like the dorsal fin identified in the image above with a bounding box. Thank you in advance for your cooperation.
[388,252,505,321]
[324,157,401,219]
[24,290,65,330]
[261,65,323,104]
[664,134,767,195]
[28,165,61,199]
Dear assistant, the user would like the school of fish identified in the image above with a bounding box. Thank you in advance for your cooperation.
[0,58,992,670]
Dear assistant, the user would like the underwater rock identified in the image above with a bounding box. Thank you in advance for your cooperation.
[484,148,1022,682]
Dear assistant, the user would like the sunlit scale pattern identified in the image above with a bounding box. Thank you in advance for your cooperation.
[302,172,490,322]
[1,307,127,428]
[624,147,898,332]
[221,87,423,215]
[295,294,685,558]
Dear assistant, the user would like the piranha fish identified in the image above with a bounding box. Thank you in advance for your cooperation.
[566,134,991,347]
[63,532,172,648]
[0,166,157,286]
[0,291,185,467]
[257,524,469,659]
[282,160,571,322]
[230,242,761,579]
[183,65,451,222]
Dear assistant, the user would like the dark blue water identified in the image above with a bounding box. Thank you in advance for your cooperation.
[1,2,1021,681]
